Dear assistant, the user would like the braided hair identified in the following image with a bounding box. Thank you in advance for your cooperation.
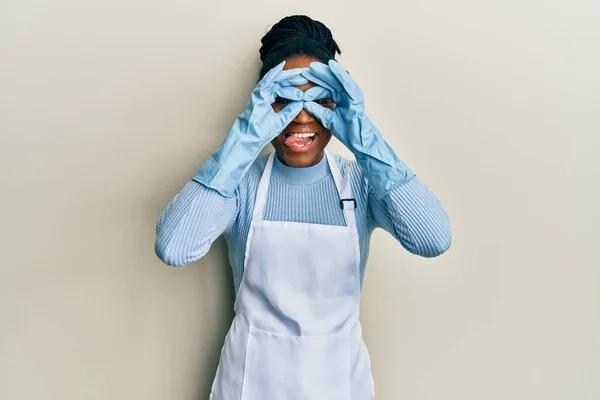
[259,15,341,79]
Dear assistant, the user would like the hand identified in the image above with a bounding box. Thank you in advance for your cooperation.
[238,61,307,145]
[193,62,306,197]
[302,60,414,199]
[301,60,375,151]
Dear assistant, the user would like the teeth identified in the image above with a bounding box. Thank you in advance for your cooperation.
[288,133,316,138]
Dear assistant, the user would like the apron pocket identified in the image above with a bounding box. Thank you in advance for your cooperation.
[241,328,351,400]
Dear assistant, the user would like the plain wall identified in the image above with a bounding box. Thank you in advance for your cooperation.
[1,1,599,399]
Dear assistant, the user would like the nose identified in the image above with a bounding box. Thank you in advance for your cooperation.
[292,108,315,124]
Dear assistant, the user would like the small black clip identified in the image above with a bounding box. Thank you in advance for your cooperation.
[340,198,357,210]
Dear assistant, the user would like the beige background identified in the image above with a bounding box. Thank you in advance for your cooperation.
[1,0,599,399]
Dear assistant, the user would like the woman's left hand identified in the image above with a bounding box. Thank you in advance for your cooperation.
[301,60,371,152]
[302,60,414,199]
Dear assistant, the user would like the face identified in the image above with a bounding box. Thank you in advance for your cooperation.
[270,55,335,167]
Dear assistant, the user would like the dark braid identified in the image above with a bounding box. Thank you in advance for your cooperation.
[259,15,341,79]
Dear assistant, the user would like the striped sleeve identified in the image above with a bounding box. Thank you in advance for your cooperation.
[368,176,452,257]
[155,180,237,266]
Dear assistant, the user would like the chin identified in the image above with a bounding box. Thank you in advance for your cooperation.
[279,152,322,167]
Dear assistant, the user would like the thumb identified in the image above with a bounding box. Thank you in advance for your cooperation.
[303,101,334,129]
[272,101,303,131]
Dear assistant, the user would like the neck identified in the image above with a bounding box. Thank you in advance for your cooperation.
[275,151,326,168]
[272,151,329,186]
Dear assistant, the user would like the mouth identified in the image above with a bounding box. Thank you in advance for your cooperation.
[282,132,318,153]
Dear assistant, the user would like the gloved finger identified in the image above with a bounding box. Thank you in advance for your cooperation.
[302,71,343,104]
[302,86,333,102]
[328,60,363,103]
[274,86,304,102]
[304,62,344,93]
[271,67,308,87]
[269,72,308,99]
[274,73,309,88]
[271,77,309,95]
[272,101,304,134]
[266,69,308,102]
[277,75,309,88]
[259,61,286,87]
[303,101,335,128]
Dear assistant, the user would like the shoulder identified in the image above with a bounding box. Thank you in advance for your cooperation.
[235,154,269,197]
[247,153,270,176]
[247,153,270,180]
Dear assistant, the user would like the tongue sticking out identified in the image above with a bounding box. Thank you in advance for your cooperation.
[284,136,313,147]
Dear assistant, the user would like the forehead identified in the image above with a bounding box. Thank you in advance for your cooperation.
[283,55,319,91]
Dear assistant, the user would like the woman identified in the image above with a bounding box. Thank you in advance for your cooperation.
[156,15,451,400]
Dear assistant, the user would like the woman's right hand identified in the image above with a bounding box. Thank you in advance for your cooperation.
[193,62,306,198]
[239,61,307,144]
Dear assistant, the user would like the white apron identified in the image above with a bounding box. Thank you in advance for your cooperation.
[210,152,375,400]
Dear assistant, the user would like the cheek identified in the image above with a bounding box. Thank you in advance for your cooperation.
[318,122,332,137]
[318,131,333,149]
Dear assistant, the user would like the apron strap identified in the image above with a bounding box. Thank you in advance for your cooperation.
[252,152,357,230]
[325,152,357,230]
[252,152,276,221]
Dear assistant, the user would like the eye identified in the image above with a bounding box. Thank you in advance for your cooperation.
[314,98,334,106]
[273,97,291,105]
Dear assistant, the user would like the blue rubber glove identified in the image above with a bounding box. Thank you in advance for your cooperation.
[193,62,307,197]
[274,85,333,103]
[302,60,415,199]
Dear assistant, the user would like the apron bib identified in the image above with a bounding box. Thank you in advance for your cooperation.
[210,152,375,400]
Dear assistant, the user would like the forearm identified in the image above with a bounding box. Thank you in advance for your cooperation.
[155,180,237,266]
[369,175,451,257]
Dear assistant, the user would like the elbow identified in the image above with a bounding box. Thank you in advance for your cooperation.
[423,232,452,258]
[155,236,205,267]
[155,240,186,267]
[413,206,453,258]
[410,225,452,258]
